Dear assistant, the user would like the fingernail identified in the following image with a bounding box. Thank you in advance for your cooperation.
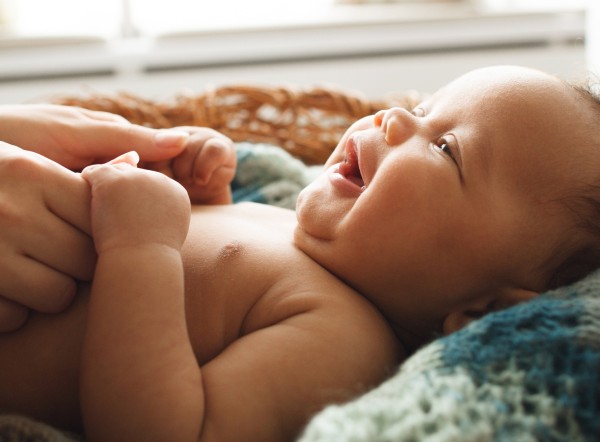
[155,130,189,149]
[81,164,98,175]
[108,151,139,166]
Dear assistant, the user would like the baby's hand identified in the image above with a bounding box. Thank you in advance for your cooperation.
[143,127,236,205]
[81,152,191,254]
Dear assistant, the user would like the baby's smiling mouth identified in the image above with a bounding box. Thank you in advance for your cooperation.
[338,139,365,189]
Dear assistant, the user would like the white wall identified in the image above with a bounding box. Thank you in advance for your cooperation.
[0,3,587,103]
[587,2,600,74]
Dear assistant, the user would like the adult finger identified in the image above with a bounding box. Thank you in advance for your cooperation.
[88,124,190,163]
[0,146,93,236]
[78,107,130,123]
[41,160,93,235]
[0,254,77,314]
[21,210,96,281]
[0,297,29,332]
[0,148,95,280]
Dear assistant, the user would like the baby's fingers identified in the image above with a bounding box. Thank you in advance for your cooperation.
[173,137,234,185]
[82,151,139,181]
[107,151,139,167]
[193,138,235,185]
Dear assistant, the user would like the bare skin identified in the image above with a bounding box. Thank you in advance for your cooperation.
[0,202,401,440]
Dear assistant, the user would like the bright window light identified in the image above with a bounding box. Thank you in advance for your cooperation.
[0,0,337,38]
[0,0,582,39]
[1,0,122,37]
[129,0,337,35]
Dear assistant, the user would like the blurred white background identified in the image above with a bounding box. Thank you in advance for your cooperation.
[0,0,591,103]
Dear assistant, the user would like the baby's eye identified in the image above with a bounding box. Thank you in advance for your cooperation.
[433,136,463,179]
[435,139,455,160]
[439,143,453,157]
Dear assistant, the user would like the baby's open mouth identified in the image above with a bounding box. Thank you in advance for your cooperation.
[338,145,365,188]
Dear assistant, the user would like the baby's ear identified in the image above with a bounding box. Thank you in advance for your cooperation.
[442,288,538,334]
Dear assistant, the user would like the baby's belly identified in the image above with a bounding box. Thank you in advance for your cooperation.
[0,283,90,433]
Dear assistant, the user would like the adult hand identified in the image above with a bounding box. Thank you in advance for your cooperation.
[0,142,94,332]
[0,104,190,170]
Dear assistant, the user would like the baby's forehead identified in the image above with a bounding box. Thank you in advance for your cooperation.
[446,66,558,92]
[443,69,595,196]
[465,67,571,100]
[432,68,589,144]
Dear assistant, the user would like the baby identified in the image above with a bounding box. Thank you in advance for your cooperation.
[1,65,599,442]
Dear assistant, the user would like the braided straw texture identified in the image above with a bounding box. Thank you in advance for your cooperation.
[54,84,424,164]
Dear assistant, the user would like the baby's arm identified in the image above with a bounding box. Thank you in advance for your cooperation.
[143,127,236,205]
[80,153,203,441]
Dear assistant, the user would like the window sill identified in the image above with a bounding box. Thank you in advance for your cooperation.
[0,1,586,83]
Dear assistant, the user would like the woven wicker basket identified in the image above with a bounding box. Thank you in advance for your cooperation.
[54,84,424,164]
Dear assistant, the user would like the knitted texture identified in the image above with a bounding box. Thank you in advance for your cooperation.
[232,142,322,209]
[0,415,82,442]
[299,270,600,441]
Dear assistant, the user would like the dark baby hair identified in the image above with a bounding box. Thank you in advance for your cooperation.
[546,79,600,290]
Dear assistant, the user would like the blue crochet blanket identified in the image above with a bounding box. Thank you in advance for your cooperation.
[232,142,322,208]
[1,143,599,441]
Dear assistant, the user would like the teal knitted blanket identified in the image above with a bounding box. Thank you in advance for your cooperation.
[232,142,322,208]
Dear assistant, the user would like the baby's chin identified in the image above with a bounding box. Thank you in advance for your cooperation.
[294,192,333,242]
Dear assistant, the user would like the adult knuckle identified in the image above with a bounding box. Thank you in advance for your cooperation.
[0,301,28,332]
[49,283,77,313]
[36,278,77,314]
[0,196,18,220]
[0,153,39,177]
[0,194,28,228]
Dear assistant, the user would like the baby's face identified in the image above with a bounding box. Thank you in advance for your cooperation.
[295,66,598,346]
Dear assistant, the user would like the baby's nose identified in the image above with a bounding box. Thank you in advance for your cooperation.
[374,107,417,146]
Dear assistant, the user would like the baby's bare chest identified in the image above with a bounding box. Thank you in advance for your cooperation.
[180,204,308,364]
